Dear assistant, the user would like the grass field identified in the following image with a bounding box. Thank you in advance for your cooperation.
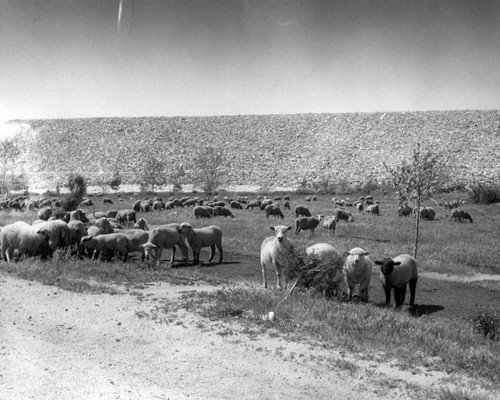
[1,189,499,396]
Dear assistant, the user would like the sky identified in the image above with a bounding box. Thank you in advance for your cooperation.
[1,0,500,123]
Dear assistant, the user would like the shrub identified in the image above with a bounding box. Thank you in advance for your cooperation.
[472,307,500,340]
[467,182,500,204]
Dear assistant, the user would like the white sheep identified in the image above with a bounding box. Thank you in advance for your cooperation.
[81,233,130,261]
[343,247,372,302]
[120,229,149,261]
[375,254,418,307]
[260,225,294,289]
[0,221,49,263]
[365,204,380,216]
[115,209,137,226]
[305,243,342,266]
[139,225,188,265]
[177,222,223,264]
[133,218,149,230]
[322,216,337,236]
[68,220,87,254]
[295,215,323,236]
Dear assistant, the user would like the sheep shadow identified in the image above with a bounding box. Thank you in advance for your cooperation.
[338,234,391,243]
[408,304,445,317]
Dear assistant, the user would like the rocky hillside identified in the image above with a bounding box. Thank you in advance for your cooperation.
[14,110,500,190]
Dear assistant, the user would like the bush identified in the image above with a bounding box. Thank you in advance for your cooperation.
[467,182,500,204]
[472,307,500,340]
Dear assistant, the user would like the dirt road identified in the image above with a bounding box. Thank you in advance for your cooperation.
[0,273,486,400]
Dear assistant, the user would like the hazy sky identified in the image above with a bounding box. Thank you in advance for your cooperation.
[1,0,500,120]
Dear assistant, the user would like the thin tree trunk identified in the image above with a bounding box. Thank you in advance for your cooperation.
[414,191,421,260]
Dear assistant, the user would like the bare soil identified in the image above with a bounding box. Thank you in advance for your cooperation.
[1,270,498,400]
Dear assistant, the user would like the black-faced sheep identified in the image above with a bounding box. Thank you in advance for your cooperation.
[260,225,294,289]
[295,205,311,218]
[177,222,223,265]
[343,247,372,302]
[295,215,323,236]
[265,205,284,219]
[81,233,129,261]
[333,208,354,223]
[375,254,418,307]
[0,221,49,262]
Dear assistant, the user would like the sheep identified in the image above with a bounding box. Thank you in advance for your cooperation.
[295,215,323,236]
[133,218,149,230]
[260,225,295,289]
[94,217,115,234]
[139,225,188,265]
[194,205,212,219]
[284,200,291,210]
[295,205,312,218]
[81,233,129,261]
[265,205,284,219]
[305,243,342,266]
[107,210,119,219]
[354,202,364,213]
[322,216,337,236]
[177,222,223,265]
[375,254,418,307]
[37,206,53,221]
[69,209,89,223]
[103,197,113,205]
[418,206,436,221]
[80,198,93,207]
[213,206,234,218]
[34,220,70,254]
[152,200,165,211]
[120,229,149,261]
[67,220,87,255]
[397,204,412,217]
[115,209,137,226]
[132,200,142,212]
[0,221,49,263]
[245,200,261,210]
[333,208,354,223]
[450,209,473,223]
[365,204,380,216]
[230,201,243,209]
[343,247,372,302]
[260,199,273,210]
[140,201,152,212]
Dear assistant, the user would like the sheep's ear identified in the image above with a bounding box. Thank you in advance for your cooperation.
[269,227,276,232]
[393,261,401,266]
[363,251,370,255]
[374,260,382,265]
[286,226,293,231]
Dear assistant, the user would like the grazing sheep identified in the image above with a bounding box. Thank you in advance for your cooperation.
[94,218,115,234]
[418,206,436,221]
[295,205,312,218]
[140,201,152,212]
[132,200,142,212]
[260,225,295,289]
[80,199,93,207]
[0,221,49,262]
[322,216,337,236]
[133,218,149,231]
[120,229,149,261]
[213,206,234,218]
[397,204,412,217]
[375,254,418,307]
[295,215,323,236]
[115,209,137,226]
[305,243,342,266]
[81,233,129,261]
[265,205,284,219]
[177,222,223,265]
[354,202,364,213]
[103,198,113,205]
[260,199,273,210]
[343,247,372,302]
[451,209,473,223]
[284,200,291,210]
[194,206,212,219]
[106,210,119,219]
[365,204,380,216]
[69,209,89,223]
[245,200,261,210]
[140,226,188,265]
[333,208,354,223]
[38,206,53,221]
[93,211,107,220]
[35,220,70,253]
[152,200,165,211]
[230,201,243,210]
[67,220,87,254]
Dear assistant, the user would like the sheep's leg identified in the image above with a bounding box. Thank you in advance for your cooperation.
[217,244,223,263]
[168,247,174,263]
[274,262,283,289]
[384,286,391,305]
[400,284,407,305]
[261,262,268,288]
[208,245,215,262]
[409,278,418,305]
[360,287,369,302]
[157,247,163,265]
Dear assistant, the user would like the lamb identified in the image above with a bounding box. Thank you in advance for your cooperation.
[213,206,234,218]
[375,254,418,307]
[322,216,337,236]
[193,206,212,219]
[343,247,372,302]
[120,229,149,261]
[450,209,473,223]
[133,218,149,230]
[177,222,223,265]
[333,208,354,223]
[0,221,49,262]
[295,215,323,236]
[260,225,294,289]
[295,205,312,218]
[115,209,137,226]
[265,205,284,219]
[81,233,129,261]
[365,204,380,216]
[139,225,188,265]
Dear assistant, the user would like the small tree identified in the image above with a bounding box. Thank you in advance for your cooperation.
[62,173,87,211]
[109,171,122,193]
[138,156,167,194]
[0,139,20,196]
[384,143,450,259]
[191,146,226,200]
[169,163,186,194]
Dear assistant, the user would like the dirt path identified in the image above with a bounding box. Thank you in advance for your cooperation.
[0,273,491,400]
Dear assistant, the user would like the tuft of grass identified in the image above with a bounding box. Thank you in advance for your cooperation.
[472,307,500,341]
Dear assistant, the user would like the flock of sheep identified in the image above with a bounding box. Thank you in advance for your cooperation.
[0,191,472,308]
